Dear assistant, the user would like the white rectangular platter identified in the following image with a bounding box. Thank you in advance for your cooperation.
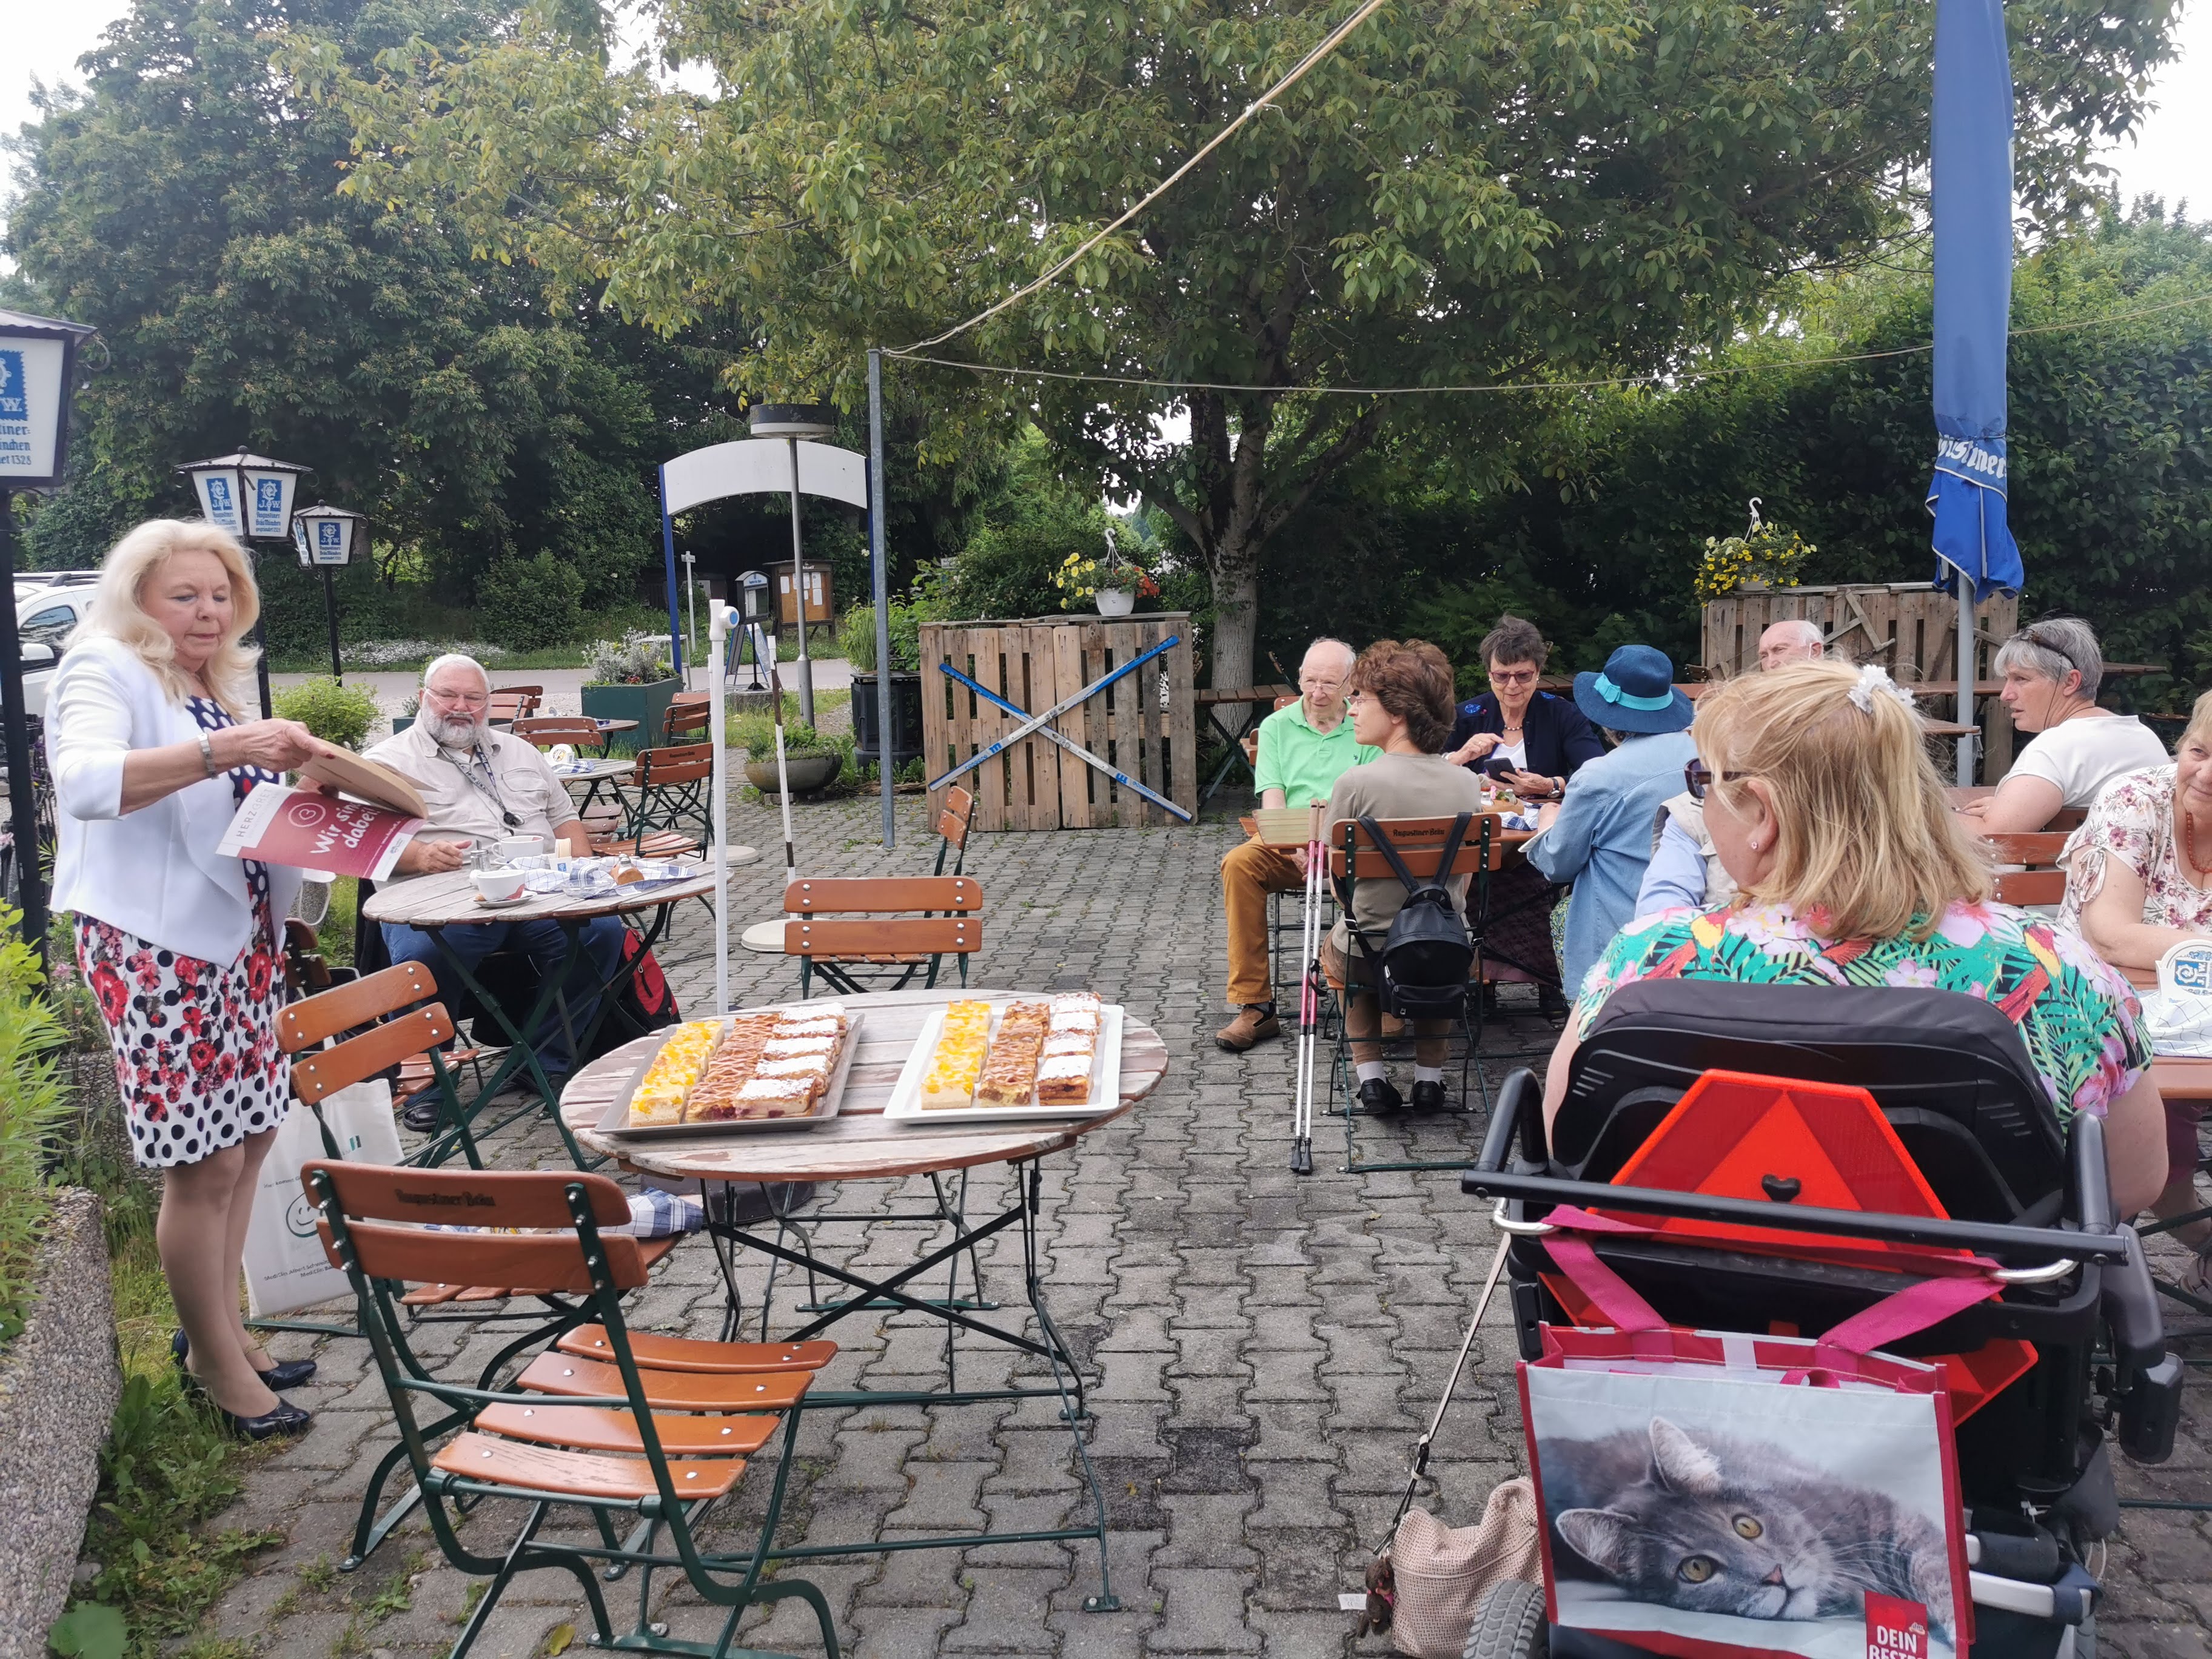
[883,1002,1124,1126]
[595,1011,863,1138]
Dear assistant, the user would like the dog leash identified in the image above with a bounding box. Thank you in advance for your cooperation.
[1373,1230,1513,1556]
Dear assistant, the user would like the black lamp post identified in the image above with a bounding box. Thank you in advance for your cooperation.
[746,403,836,726]
[737,568,773,692]
[176,447,312,717]
[0,306,98,961]
[292,503,362,682]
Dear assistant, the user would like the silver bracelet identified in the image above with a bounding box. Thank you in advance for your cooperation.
[198,732,218,777]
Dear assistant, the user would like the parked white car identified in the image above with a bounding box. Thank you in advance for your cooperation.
[15,586,94,720]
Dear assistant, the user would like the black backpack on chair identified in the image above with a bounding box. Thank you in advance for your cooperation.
[1355,813,1476,1019]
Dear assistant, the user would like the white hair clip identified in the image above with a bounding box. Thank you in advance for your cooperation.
[1846,662,1916,715]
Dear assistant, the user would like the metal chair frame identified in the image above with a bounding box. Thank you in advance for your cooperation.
[308,1161,839,1658]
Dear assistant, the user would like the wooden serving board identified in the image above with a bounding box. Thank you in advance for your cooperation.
[595,1013,864,1139]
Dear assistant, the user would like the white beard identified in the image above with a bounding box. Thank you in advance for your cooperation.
[426,710,486,750]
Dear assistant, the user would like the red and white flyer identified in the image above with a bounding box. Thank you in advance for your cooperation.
[216,785,421,880]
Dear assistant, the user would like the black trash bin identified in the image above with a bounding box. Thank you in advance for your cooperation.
[851,671,924,769]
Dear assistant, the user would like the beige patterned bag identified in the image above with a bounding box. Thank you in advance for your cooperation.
[1387,1479,1544,1658]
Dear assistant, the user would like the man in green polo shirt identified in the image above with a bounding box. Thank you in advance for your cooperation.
[1218,637,1378,1051]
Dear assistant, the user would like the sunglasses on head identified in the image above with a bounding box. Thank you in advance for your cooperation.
[1684,760,1752,802]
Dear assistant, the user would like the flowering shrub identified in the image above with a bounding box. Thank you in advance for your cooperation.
[587,631,674,684]
[341,638,509,668]
[1693,523,1815,603]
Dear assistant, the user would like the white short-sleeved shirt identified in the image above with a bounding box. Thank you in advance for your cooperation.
[2006,714,2170,810]
[363,720,580,876]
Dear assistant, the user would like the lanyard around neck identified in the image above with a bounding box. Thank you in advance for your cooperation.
[439,742,521,828]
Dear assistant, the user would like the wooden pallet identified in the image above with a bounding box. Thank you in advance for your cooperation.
[1701,583,2020,776]
[919,614,1198,830]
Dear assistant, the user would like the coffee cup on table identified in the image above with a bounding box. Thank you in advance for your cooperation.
[495,835,546,864]
[471,867,528,903]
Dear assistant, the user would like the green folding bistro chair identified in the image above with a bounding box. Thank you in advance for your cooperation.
[307,1159,842,1658]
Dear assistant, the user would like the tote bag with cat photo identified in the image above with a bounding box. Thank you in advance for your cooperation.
[244,1082,403,1319]
[1520,1209,1980,1659]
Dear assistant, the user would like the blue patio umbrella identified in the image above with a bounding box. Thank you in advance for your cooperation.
[1927,0,2023,782]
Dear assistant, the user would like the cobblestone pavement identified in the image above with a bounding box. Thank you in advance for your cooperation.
[197,788,2212,1658]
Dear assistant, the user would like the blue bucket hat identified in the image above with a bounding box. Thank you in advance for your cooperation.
[1573,644,1694,735]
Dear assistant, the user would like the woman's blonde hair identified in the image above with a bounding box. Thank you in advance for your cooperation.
[1692,659,1992,939]
[75,519,263,714]
[2179,689,2212,752]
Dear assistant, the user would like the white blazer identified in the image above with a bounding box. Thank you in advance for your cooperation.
[46,636,301,965]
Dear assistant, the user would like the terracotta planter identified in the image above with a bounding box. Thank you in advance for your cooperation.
[746,752,842,796]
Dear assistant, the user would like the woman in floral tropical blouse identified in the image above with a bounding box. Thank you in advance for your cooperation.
[1547,659,2165,1219]
[2059,690,2212,1257]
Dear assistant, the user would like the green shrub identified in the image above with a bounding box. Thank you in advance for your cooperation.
[0,907,73,1343]
[586,630,673,685]
[729,709,841,759]
[839,605,881,671]
[269,677,380,751]
[478,552,585,651]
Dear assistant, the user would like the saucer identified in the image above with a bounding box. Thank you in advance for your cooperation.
[472,891,531,909]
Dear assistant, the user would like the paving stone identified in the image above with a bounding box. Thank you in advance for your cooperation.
[187,788,2197,1655]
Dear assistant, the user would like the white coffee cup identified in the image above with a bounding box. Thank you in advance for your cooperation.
[495,835,547,864]
[471,867,527,903]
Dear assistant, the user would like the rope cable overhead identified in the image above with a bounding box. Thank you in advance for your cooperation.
[891,287,2212,397]
[888,0,1393,355]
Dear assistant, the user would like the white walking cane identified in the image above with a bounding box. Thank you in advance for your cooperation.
[1291,802,1327,1175]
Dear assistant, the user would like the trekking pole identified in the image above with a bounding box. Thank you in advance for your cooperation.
[1374,1232,1512,1553]
[1291,802,1325,1175]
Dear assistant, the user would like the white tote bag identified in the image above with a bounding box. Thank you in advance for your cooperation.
[243,1081,402,1319]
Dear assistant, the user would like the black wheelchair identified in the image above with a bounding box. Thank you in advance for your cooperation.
[1460,980,2183,1659]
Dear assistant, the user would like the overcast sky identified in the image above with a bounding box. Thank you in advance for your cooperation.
[3,1,2206,266]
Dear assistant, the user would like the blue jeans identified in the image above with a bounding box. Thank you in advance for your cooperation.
[381,914,628,1074]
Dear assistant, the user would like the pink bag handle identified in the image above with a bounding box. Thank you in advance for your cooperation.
[1540,1206,2003,1358]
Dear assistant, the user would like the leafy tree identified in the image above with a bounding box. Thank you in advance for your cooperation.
[1394,204,2212,703]
[1,0,719,623]
[291,0,2176,689]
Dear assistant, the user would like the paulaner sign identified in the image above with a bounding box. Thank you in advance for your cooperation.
[0,339,67,484]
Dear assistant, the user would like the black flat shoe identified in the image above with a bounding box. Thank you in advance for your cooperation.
[1356,1076,1404,1115]
[400,1094,446,1134]
[1410,1080,1449,1114]
[219,1396,313,1441]
[173,1329,317,1391]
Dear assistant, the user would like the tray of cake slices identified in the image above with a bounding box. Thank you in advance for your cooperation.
[882,993,1123,1125]
[597,1004,862,1138]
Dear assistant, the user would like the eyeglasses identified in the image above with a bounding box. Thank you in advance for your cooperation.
[1298,672,1346,692]
[423,684,489,710]
[1684,760,1752,802]
[1488,667,1538,687]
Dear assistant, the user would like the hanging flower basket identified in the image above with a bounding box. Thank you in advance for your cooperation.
[1694,500,1816,603]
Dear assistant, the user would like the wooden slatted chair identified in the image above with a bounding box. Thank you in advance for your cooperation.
[488,685,544,726]
[1986,830,2072,909]
[1326,816,1501,1148]
[510,716,608,751]
[305,1161,840,1654]
[933,784,976,877]
[662,690,713,742]
[783,876,983,998]
[592,742,710,857]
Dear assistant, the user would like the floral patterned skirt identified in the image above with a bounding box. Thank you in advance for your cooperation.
[76,914,287,1170]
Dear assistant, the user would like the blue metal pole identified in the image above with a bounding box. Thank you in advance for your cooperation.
[869,349,896,850]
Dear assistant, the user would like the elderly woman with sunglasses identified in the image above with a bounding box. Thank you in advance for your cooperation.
[1958,617,2167,835]
[1544,659,2165,1218]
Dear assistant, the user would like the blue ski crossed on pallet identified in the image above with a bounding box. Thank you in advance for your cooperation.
[927,635,1193,823]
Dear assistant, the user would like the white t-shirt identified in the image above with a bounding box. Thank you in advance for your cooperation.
[2007,714,2171,809]
[1493,739,1527,771]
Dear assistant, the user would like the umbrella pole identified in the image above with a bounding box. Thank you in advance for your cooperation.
[1956,564,1977,787]
[709,598,731,1014]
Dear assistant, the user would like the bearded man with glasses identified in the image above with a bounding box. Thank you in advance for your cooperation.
[363,654,626,1118]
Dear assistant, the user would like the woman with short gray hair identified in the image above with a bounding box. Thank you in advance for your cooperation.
[1960,617,2167,834]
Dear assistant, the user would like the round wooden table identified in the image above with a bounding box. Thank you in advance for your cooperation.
[561,987,1166,1612]
[364,866,719,1165]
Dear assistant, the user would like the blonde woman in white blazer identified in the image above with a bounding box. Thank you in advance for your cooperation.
[49,519,334,1440]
